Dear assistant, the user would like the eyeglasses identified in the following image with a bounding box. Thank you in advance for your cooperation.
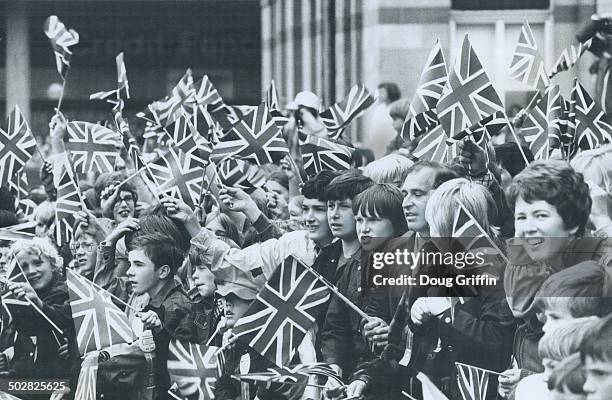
[70,242,96,254]
[117,194,134,204]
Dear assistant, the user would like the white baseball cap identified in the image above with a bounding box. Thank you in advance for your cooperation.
[288,91,321,111]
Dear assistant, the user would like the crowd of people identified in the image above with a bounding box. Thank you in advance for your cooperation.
[3,8,612,393]
[0,80,610,400]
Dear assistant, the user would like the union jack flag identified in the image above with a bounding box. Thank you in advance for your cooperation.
[520,84,563,160]
[446,111,508,148]
[139,69,196,127]
[549,38,593,79]
[299,133,354,177]
[90,52,130,102]
[17,199,37,219]
[403,39,448,140]
[148,147,206,209]
[167,339,219,400]
[456,362,490,400]
[218,158,266,190]
[570,79,612,153]
[509,21,550,91]
[0,106,37,191]
[55,168,83,246]
[8,170,29,201]
[116,52,130,99]
[43,15,79,78]
[1,258,30,313]
[169,112,212,164]
[417,372,450,400]
[0,220,36,242]
[411,124,448,163]
[114,112,147,173]
[65,121,121,174]
[211,104,289,165]
[74,354,98,400]
[232,256,331,367]
[0,391,23,400]
[436,34,505,137]
[320,84,375,139]
[194,75,223,109]
[67,269,135,356]
[235,367,309,400]
[452,202,496,256]
[264,80,289,128]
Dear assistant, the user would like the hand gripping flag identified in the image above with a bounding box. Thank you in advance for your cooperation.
[299,133,354,177]
[264,80,290,128]
[455,362,490,400]
[167,339,219,400]
[55,168,83,246]
[509,20,550,91]
[43,15,79,78]
[232,256,331,367]
[67,269,135,356]
[410,124,448,163]
[65,121,121,174]
[218,158,266,190]
[570,79,612,153]
[403,39,448,140]
[520,84,563,160]
[1,258,30,317]
[437,34,505,137]
[549,38,593,79]
[211,103,289,165]
[320,84,375,139]
[446,111,508,148]
[0,106,37,191]
[148,146,206,209]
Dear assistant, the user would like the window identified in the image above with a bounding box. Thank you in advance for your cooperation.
[451,0,550,10]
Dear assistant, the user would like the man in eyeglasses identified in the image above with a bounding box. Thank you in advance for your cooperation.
[70,222,106,280]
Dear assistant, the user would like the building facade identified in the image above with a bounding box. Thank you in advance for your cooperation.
[261,0,610,143]
[1,0,261,137]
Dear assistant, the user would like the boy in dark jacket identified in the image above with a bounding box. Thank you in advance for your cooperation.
[97,230,194,400]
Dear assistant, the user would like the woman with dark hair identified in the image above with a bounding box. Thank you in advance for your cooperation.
[501,160,612,394]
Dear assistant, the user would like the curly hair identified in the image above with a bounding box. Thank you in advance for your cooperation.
[507,160,592,236]
[9,237,63,275]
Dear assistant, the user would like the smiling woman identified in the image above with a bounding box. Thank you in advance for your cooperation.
[504,160,611,374]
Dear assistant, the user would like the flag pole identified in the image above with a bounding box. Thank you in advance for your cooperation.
[56,69,70,115]
[401,391,418,400]
[286,155,304,184]
[503,113,531,167]
[7,260,65,335]
[300,262,371,321]
[231,375,327,389]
